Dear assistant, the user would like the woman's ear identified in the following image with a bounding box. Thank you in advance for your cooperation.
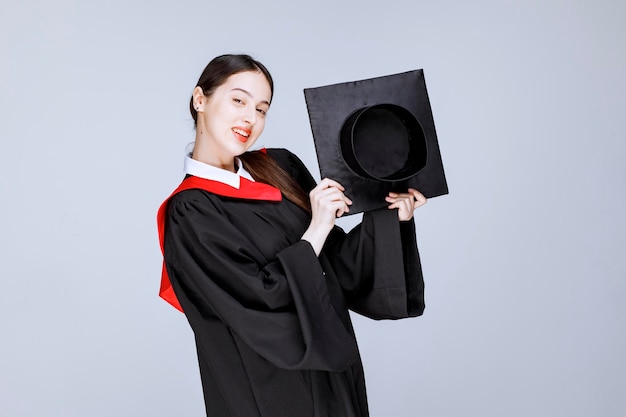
[192,86,205,112]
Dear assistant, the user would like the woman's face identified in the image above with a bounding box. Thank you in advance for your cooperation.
[195,71,272,165]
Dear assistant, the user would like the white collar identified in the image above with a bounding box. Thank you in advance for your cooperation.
[184,156,255,189]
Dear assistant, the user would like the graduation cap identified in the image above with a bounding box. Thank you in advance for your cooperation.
[303,69,448,214]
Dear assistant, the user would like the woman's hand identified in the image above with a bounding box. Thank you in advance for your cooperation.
[385,188,427,221]
[301,178,352,255]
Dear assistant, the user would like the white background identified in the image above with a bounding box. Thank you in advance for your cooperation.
[1,0,625,416]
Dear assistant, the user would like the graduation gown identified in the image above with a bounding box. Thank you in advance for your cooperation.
[160,148,425,417]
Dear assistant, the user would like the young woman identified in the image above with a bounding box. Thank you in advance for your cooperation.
[158,54,427,417]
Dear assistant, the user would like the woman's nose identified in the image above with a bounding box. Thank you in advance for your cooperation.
[242,106,257,125]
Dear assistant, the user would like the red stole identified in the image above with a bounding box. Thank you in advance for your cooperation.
[157,175,282,312]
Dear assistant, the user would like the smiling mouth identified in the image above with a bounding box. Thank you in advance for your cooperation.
[233,127,251,142]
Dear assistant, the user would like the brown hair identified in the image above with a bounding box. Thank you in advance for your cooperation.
[191,54,310,212]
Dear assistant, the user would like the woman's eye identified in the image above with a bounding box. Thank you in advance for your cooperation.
[256,108,267,115]
[233,98,244,104]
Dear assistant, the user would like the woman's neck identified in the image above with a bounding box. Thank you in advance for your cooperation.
[192,142,237,173]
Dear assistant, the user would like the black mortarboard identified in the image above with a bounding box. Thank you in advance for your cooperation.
[304,69,448,214]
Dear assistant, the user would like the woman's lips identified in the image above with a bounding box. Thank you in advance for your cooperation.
[232,127,251,143]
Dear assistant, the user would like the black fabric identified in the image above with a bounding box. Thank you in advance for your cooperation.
[341,104,427,181]
[304,70,449,214]
[163,148,425,417]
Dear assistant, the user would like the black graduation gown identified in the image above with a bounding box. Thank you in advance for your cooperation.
[162,148,425,417]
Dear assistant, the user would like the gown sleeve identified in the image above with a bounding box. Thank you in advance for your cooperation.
[163,189,360,372]
[323,211,425,320]
[267,148,425,320]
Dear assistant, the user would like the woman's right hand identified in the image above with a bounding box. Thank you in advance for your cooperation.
[301,178,352,256]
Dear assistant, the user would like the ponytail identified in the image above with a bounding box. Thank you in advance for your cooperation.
[239,151,311,212]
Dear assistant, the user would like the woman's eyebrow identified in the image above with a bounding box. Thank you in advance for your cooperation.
[231,87,271,105]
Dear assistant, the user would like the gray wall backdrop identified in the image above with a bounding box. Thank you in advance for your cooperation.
[1,0,625,416]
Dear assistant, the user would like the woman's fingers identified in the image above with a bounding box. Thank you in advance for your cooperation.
[310,179,352,222]
[386,189,427,207]
[312,188,351,210]
[386,188,428,221]
[317,177,346,192]
[310,179,352,209]
[409,188,427,209]
[322,190,351,217]
[302,179,353,255]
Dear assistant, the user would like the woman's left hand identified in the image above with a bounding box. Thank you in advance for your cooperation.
[385,188,427,221]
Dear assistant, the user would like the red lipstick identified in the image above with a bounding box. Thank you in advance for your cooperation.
[232,127,251,143]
